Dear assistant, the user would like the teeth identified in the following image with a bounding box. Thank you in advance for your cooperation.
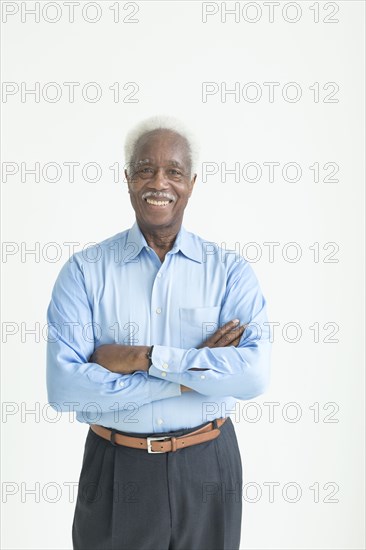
[146,199,170,206]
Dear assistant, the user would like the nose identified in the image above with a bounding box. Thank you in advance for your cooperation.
[151,167,169,189]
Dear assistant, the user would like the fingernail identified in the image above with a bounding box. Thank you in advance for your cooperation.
[232,319,240,324]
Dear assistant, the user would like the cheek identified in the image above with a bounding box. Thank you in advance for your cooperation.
[127,181,138,192]
[128,185,141,199]
[127,192,139,209]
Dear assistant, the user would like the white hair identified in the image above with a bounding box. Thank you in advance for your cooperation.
[124,115,200,176]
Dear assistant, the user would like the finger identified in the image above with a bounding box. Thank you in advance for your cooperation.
[198,321,248,348]
[230,336,241,347]
[216,324,246,346]
[180,384,192,392]
[208,319,242,344]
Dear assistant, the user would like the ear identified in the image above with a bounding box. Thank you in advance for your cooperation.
[188,173,197,197]
[125,168,131,189]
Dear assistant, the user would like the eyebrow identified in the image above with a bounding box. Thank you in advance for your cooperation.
[136,158,185,169]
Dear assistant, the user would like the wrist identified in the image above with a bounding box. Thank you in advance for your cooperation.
[145,345,154,371]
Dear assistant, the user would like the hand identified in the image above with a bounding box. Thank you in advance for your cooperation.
[198,319,247,349]
[188,319,247,372]
[89,344,150,374]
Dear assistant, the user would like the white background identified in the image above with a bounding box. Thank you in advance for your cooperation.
[1,1,365,549]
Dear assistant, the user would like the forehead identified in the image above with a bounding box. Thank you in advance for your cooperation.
[133,129,190,163]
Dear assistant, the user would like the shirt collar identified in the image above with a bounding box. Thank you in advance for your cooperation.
[123,220,203,264]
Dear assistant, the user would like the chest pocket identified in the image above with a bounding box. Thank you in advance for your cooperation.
[180,306,221,349]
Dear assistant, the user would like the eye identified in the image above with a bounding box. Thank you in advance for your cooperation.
[169,169,182,176]
[135,167,155,178]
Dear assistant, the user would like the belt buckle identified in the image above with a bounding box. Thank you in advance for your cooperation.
[146,435,171,454]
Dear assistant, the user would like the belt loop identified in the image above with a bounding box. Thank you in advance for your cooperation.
[110,429,117,446]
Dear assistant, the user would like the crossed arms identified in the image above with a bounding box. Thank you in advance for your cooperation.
[46,255,271,413]
[89,320,247,392]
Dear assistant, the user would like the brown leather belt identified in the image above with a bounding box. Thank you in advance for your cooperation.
[90,417,227,453]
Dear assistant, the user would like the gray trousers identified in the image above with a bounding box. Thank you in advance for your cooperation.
[72,417,243,550]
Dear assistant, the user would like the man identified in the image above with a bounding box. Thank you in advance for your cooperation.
[46,115,271,550]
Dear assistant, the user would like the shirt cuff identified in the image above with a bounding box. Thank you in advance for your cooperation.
[148,344,187,380]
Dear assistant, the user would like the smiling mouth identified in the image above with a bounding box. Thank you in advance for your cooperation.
[144,197,174,207]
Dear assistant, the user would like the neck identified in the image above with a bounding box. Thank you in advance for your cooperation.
[137,220,182,261]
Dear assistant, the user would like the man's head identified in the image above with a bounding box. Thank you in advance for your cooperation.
[124,116,199,232]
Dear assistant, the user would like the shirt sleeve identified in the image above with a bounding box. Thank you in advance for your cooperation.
[147,259,271,400]
[46,255,181,413]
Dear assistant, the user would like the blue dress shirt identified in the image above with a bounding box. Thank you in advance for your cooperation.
[46,221,271,433]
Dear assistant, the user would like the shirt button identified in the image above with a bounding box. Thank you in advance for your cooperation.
[162,363,169,370]
[161,372,167,377]
[145,246,150,252]
[157,272,162,278]
[119,380,125,387]
[157,418,164,425]
[200,375,206,380]
[156,307,162,314]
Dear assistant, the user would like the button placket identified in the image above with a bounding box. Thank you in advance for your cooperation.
[150,261,168,428]
[152,261,167,316]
